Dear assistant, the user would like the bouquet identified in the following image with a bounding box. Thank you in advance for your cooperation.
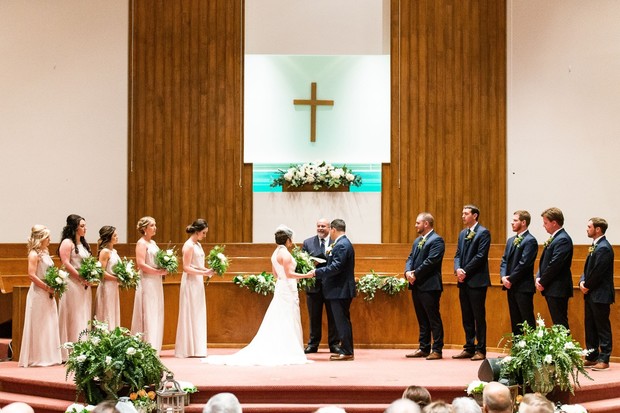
[112,257,140,289]
[155,247,178,274]
[271,161,363,190]
[206,245,230,277]
[233,272,275,295]
[78,256,103,285]
[291,247,316,290]
[129,388,157,413]
[44,266,69,298]
[356,270,408,301]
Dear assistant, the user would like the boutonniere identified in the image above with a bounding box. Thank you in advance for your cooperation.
[325,242,335,256]
[513,235,524,248]
[588,244,597,255]
[417,238,426,249]
[543,236,554,248]
[465,230,475,241]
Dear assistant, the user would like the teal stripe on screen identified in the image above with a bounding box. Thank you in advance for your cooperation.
[253,164,381,193]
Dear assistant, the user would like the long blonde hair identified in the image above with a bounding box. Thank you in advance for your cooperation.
[27,225,50,253]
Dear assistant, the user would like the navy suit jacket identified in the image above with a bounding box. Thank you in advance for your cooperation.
[579,236,615,304]
[404,231,445,292]
[314,235,356,300]
[536,228,574,298]
[454,224,491,288]
[499,230,538,293]
[302,235,330,293]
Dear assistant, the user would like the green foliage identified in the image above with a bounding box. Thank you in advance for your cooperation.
[233,272,275,295]
[155,248,179,274]
[271,161,362,190]
[78,256,103,284]
[112,257,140,289]
[356,270,407,301]
[44,266,69,298]
[206,245,230,276]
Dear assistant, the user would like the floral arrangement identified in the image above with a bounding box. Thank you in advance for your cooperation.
[112,257,140,289]
[271,161,362,190]
[64,320,167,405]
[543,236,554,248]
[206,245,230,278]
[588,244,597,255]
[44,266,69,298]
[465,230,476,241]
[292,247,316,290]
[177,380,198,406]
[65,404,94,413]
[155,248,178,274]
[356,270,408,301]
[129,388,157,412]
[233,272,276,295]
[513,235,524,248]
[499,315,591,395]
[78,256,103,285]
[465,380,487,395]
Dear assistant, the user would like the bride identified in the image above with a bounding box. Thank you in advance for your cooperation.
[205,225,315,366]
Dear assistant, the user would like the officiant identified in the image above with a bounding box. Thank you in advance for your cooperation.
[302,218,340,354]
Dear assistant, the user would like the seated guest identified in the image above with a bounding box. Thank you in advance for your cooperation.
[92,400,121,413]
[451,397,481,413]
[203,392,242,413]
[517,394,553,413]
[385,399,422,413]
[482,382,512,413]
[423,401,454,413]
[1,403,35,413]
[402,385,432,409]
[314,408,347,413]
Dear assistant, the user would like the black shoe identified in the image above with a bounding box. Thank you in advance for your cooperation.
[304,345,318,354]
[329,345,343,354]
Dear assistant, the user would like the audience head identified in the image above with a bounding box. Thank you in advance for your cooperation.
[402,385,432,409]
[275,224,294,245]
[27,224,51,253]
[314,407,347,413]
[423,401,454,413]
[92,400,120,413]
[0,403,35,413]
[482,382,512,413]
[451,397,481,413]
[98,225,117,251]
[385,398,422,413]
[203,392,242,413]
[136,216,156,235]
[517,393,553,413]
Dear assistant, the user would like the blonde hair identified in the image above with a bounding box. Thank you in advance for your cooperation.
[136,216,156,235]
[27,225,50,253]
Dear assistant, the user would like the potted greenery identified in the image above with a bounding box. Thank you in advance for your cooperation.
[64,320,168,405]
[499,315,591,396]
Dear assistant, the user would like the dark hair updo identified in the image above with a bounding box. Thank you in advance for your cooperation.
[186,218,209,234]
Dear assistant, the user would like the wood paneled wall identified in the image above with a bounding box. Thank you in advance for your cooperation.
[384,0,507,243]
[128,0,252,243]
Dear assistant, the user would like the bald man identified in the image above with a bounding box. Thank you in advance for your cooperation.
[482,382,512,413]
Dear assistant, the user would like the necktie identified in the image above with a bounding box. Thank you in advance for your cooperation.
[320,238,325,254]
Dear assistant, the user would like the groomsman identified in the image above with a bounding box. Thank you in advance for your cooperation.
[579,217,614,371]
[453,204,491,361]
[535,207,573,329]
[312,219,356,361]
[302,218,339,354]
[404,212,445,360]
[500,210,538,335]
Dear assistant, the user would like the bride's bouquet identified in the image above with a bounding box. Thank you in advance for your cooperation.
[112,257,140,289]
[78,256,103,286]
[233,272,275,295]
[44,265,69,298]
[206,245,230,279]
[155,247,179,275]
[291,247,316,290]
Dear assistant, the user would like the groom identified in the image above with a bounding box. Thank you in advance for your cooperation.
[311,219,356,361]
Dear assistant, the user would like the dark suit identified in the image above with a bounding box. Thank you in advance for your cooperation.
[580,236,614,363]
[454,223,491,354]
[536,228,573,329]
[314,235,356,355]
[499,230,538,334]
[302,235,337,350]
[404,230,445,353]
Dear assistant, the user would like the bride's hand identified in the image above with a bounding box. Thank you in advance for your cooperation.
[205,268,215,278]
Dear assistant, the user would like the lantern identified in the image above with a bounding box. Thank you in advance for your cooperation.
[156,373,186,412]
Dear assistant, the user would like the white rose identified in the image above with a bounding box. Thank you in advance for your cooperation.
[59,270,69,279]
[76,354,87,363]
[55,277,63,284]
[564,342,575,350]
[518,340,526,348]
[537,318,545,327]
[91,337,100,345]
[502,356,512,363]
[306,175,315,183]
[96,262,102,268]
[126,347,137,355]
[105,356,112,365]
[345,173,355,181]
[544,354,553,364]
[166,249,173,255]
[537,330,544,338]
[91,270,98,276]
[283,171,294,181]
[163,256,170,262]
[217,253,227,263]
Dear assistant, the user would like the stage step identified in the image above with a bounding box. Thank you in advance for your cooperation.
[0,391,76,413]
[581,397,620,413]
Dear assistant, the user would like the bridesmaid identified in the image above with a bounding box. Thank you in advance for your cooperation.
[58,214,93,360]
[131,216,167,352]
[175,219,214,358]
[19,225,62,367]
[95,226,121,330]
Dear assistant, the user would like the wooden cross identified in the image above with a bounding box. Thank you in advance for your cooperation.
[293,82,334,142]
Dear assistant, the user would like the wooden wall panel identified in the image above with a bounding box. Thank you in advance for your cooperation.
[128,0,251,243]
[384,0,507,243]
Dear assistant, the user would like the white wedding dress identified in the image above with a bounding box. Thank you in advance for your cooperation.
[205,245,311,366]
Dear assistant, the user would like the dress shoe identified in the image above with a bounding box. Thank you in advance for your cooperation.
[584,359,597,368]
[330,354,354,361]
[405,349,429,358]
[426,352,442,360]
[304,346,318,354]
[452,350,475,359]
[330,345,343,354]
[592,362,610,371]
[471,352,486,361]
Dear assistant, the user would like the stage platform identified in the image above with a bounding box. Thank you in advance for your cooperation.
[1,349,619,412]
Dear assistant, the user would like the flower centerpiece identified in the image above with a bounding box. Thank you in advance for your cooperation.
[465,380,487,405]
[112,257,140,289]
[64,320,167,405]
[271,161,362,191]
[291,246,316,290]
[356,270,408,301]
[155,248,178,275]
[233,272,276,295]
[129,388,157,413]
[44,266,69,298]
[78,257,103,285]
[206,245,230,284]
[499,315,591,396]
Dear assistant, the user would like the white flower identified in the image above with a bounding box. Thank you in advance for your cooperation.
[95,321,108,330]
[105,356,112,365]
[564,342,575,350]
[537,318,545,327]
[537,329,544,338]
[466,380,487,395]
[345,173,355,181]
[517,340,526,348]
[560,404,587,413]
[76,354,87,363]
[91,270,98,276]
[502,356,512,363]
[163,256,170,262]
[283,171,294,181]
[544,354,553,364]
[258,275,265,282]
[306,175,315,183]
[126,347,137,355]
[91,336,100,345]
[59,270,69,279]
[96,262,102,268]
[166,249,173,255]
[217,253,227,263]
[63,342,74,349]
[55,277,63,284]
